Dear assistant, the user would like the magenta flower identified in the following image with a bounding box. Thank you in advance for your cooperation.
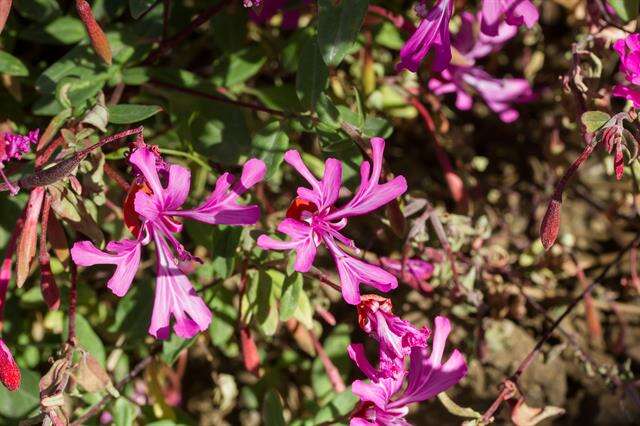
[480,0,538,36]
[612,34,640,107]
[397,0,454,73]
[72,146,266,339]
[349,316,467,425]
[0,129,39,195]
[357,295,428,375]
[0,339,20,391]
[380,257,434,291]
[428,12,533,122]
[454,12,517,64]
[429,67,533,122]
[257,138,407,305]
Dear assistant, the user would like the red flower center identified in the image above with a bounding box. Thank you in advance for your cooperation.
[285,197,318,221]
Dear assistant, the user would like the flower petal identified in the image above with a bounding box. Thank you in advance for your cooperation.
[71,239,141,297]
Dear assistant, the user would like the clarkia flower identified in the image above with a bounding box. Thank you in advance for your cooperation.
[612,33,640,107]
[480,0,538,36]
[349,316,467,425]
[72,146,266,339]
[397,0,454,73]
[257,138,407,305]
[0,129,39,195]
[357,295,428,375]
[0,339,20,391]
[380,257,434,292]
[428,12,533,122]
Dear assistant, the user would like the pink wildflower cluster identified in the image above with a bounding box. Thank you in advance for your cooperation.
[71,144,266,339]
[428,12,534,122]
[256,139,466,423]
[398,0,538,73]
[0,129,39,195]
[349,295,467,425]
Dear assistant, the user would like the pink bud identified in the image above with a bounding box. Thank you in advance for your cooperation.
[540,197,561,251]
[39,257,60,310]
[615,145,624,180]
[240,326,260,376]
[76,0,112,65]
[0,339,20,391]
[0,0,11,35]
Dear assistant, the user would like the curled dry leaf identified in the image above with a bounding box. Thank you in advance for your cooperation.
[75,352,117,395]
[510,398,565,426]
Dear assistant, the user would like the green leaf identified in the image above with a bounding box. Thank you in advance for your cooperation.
[129,0,156,19]
[317,0,369,66]
[14,0,61,22]
[311,324,352,401]
[280,272,303,321]
[252,120,290,179]
[212,46,267,87]
[108,104,163,124]
[0,52,29,77]
[108,281,154,342]
[113,398,138,426]
[581,111,611,132]
[67,314,106,366]
[210,225,242,279]
[209,287,239,357]
[263,389,286,426]
[161,334,196,365]
[0,369,39,418]
[247,270,283,336]
[296,38,328,110]
[313,389,359,425]
[20,17,85,45]
[607,0,639,21]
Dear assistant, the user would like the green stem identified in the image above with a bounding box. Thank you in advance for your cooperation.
[159,148,213,172]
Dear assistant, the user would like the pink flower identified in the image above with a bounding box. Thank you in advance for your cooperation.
[380,257,434,291]
[257,138,407,305]
[429,67,534,122]
[0,339,20,391]
[72,146,266,339]
[481,0,538,37]
[397,0,454,73]
[428,13,534,122]
[454,12,518,64]
[357,295,428,374]
[349,316,467,425]
[0,129,39,195]
[613,34,640,107]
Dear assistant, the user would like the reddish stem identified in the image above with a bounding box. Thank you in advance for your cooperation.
[412,98,468,207]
